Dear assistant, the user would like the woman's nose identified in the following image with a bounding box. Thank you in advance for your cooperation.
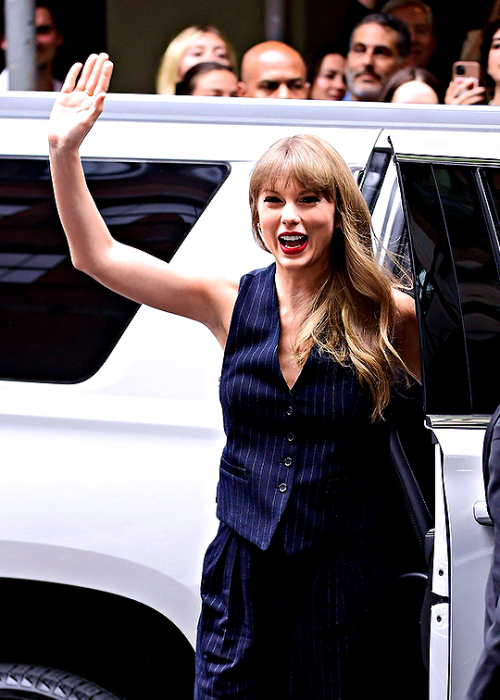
[281,201,300,224]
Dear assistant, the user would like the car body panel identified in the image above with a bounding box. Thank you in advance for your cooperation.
[1,93,500,694]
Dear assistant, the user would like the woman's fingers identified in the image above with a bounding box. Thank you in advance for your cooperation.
[460,88,486,105]
[59,54,112,101]
[75,54,97,92]
[445,78,486,105]
[75,54,99,93]
[61,62,83,93]
[85,53,110,95]
[96,59,114,96]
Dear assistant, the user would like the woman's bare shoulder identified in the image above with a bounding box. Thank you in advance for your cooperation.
[392,287,416,319]
[391,288,421,383]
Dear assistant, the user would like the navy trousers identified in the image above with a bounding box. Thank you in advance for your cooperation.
[195,523,402,699]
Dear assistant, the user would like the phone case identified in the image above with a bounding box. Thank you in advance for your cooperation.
[452,61,481,86]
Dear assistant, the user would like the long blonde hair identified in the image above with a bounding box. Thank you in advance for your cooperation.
[156,25,237,95]
[249,134,408,420]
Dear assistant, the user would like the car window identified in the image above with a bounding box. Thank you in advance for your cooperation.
[0,157,229,383]
[483,168,500,236]
[398,159,500,415]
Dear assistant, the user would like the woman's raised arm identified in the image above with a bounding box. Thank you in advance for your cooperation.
[48,54,237,345]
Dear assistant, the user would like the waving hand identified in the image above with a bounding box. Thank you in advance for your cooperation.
[48,53,113,151]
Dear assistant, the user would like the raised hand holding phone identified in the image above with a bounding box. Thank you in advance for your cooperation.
[445,60,486,105]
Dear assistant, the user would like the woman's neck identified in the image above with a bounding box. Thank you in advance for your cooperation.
[274,265,328,313]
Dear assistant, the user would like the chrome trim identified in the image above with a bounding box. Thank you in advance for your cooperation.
[426,415,492,428]
[0,92,500,129]
[396,154,500,167]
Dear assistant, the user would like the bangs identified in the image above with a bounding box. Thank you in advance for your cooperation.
[253,152,335,202]
[252,140,336,201]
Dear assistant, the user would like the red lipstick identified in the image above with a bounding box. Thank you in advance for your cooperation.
[278,234,308,255]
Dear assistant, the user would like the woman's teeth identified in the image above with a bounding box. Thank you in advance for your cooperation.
[279,235,307,248]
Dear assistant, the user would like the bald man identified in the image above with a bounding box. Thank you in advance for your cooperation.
[241,41,309,98]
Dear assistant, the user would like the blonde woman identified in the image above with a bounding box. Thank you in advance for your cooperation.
[156,24,237,95]
[49,54,420,699]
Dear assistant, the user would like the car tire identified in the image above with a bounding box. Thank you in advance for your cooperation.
[0,664,123,699]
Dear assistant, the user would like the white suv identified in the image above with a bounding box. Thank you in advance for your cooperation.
[0,92,498,699]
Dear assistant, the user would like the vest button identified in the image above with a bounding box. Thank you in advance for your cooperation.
[277,483,288,493]
[286,405,293,416]
[284,457,292,467]
[287,432,295,442]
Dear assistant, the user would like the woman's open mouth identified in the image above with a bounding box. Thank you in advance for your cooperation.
[278,234,308,254]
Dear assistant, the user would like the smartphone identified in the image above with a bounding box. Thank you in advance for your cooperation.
[452,61,481,87]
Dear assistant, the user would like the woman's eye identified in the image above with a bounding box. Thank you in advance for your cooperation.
[301,196,320,203]
[263,196,281,203]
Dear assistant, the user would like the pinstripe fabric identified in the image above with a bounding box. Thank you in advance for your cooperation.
[217,263,391,554]
[195,264,404,699]
[195,523,402,699]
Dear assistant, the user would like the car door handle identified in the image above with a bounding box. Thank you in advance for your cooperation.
[474,501,493,526]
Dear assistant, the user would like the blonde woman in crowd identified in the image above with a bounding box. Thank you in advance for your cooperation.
[156,25,237,95]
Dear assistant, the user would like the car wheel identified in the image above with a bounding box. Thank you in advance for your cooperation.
[0,664,123,699]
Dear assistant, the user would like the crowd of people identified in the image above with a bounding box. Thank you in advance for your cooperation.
[154,0,500,105]
[1,0,500,106]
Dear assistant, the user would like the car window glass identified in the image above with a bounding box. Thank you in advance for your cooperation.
[434,166,500,414]
[398,160,500,415]
[0,157,229,383]
[483,169,500,246]
[399,161,471,414]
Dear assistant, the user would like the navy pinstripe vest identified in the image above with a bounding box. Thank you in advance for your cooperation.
[217,264,391,554]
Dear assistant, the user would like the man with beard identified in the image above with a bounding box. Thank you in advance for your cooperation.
[344,13,410,101]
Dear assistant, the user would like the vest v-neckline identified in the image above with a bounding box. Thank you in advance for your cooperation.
[272,270,311,393]
[279,352,311,392]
